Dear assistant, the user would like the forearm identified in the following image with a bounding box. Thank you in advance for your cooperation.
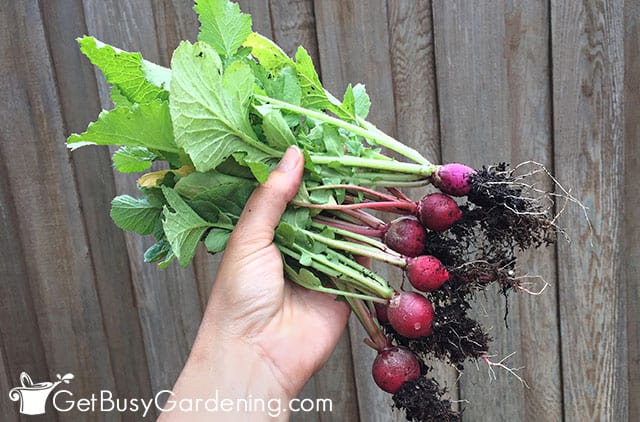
[158,329,291,421]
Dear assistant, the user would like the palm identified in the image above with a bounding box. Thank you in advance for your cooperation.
[210,244,350,397]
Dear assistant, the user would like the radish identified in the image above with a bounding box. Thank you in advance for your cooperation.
[431,163,476,196]
[417,193,462,232]
[382,216,426,257]
[387,291,435,338]
[372,346,421,393]
[405,255,449,292]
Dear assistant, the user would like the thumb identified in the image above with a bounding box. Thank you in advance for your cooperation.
[226,146,304,256]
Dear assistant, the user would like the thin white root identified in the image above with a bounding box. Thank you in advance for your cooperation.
[480,352,529,388]
[503,161,594,245]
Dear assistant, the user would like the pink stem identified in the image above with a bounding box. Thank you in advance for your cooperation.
[313,217,385,238]
[340,209,387,229]
[314,184,401,202]
[293,200,417,214]
[386,187,412,202]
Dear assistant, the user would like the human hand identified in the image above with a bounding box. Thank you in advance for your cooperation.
[161,146,350,421]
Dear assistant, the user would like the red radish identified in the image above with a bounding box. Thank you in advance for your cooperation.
[374,302,389,324]
[431,163,476,196]
[382,216,426,257]
[387,291,435,338]
[417,193,462,232]
[406,255,449,291]
[372,346,421,393]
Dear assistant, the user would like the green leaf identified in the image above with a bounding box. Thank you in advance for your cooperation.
[245,160,271,184]
[321,126,346,156]
[112,146,158,173]
[67,101,179,153]
[170,41,276,172]
[352,83,371,119]
[110,195,162,235]
[275,221,296,247]
[144,240,172,263]
[262,110,296,149]
[243,32,293,73]
[265,66,301,106]
[161,186,215,267]
[295,46,331,111]
[204,228,231,253]
[110,86,132,107]
[194,0,252,58]
[78,36,169,103]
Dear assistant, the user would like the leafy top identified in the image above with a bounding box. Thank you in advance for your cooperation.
[194,0,252,58]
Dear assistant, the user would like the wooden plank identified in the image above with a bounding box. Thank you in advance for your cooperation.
[314,0,397,133]
[260,2,360,420]
[387,0,441,164]
[0,155,54,422]
[81,0,204,398]
[386,0,460,414]
[0,140,52,418]
[237,0,272,35]
[432,2,525,420]
[625,1,640,419]
[40,1,154,411]
[551,0,628,420]
[313,1,403,420]
[269,0,320,63]
[0,343,19,422]
[0,1,117,420]
[152,0,199,67]
[504,1,563,421]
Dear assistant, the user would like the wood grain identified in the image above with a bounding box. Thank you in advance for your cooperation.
[551,0,628,420]
[40,1,154,411]
[269,0,320,64]
[0,143,54,422]
[432,2,525,420]
[81,0,204,401]
[386,0,460,412]
[0,1,636,421]
[0,2,117,420]
[152,0,199,67]
[625,1,640,420]
[313,1,402,420]
[505,1,563,421]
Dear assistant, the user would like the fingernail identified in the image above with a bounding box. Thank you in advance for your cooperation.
[276,146,301,172]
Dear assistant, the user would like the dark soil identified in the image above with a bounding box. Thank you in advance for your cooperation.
[392,371,461,422]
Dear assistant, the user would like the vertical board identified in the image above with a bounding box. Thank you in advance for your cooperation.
[259,1,361,419]
[0,1,117,421]
[152,0,199,66]
[269,0,321,62]
[551,0,628,420]
[313,1,402,421]
[0,150,53,422]
[386,0,460,411]
[505,1,563,421]
[625,0,640,420]
[40,0,154,409]
[81,0,204,401]
[432,1,525,421]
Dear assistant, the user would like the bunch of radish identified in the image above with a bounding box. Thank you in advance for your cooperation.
[67,1,563,420]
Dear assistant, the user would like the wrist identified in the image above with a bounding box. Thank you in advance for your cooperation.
[160,336,292,421]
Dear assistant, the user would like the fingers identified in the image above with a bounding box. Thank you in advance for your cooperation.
[226,146,304,257]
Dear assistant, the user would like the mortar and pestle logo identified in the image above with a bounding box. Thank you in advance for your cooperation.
[9,372,74,415]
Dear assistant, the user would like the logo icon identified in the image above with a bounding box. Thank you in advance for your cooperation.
[9,372,74,415]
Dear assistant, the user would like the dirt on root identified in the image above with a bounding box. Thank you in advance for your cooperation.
[392,370,461,422]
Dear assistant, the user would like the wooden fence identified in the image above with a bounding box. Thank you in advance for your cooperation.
[0,0,636,421]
